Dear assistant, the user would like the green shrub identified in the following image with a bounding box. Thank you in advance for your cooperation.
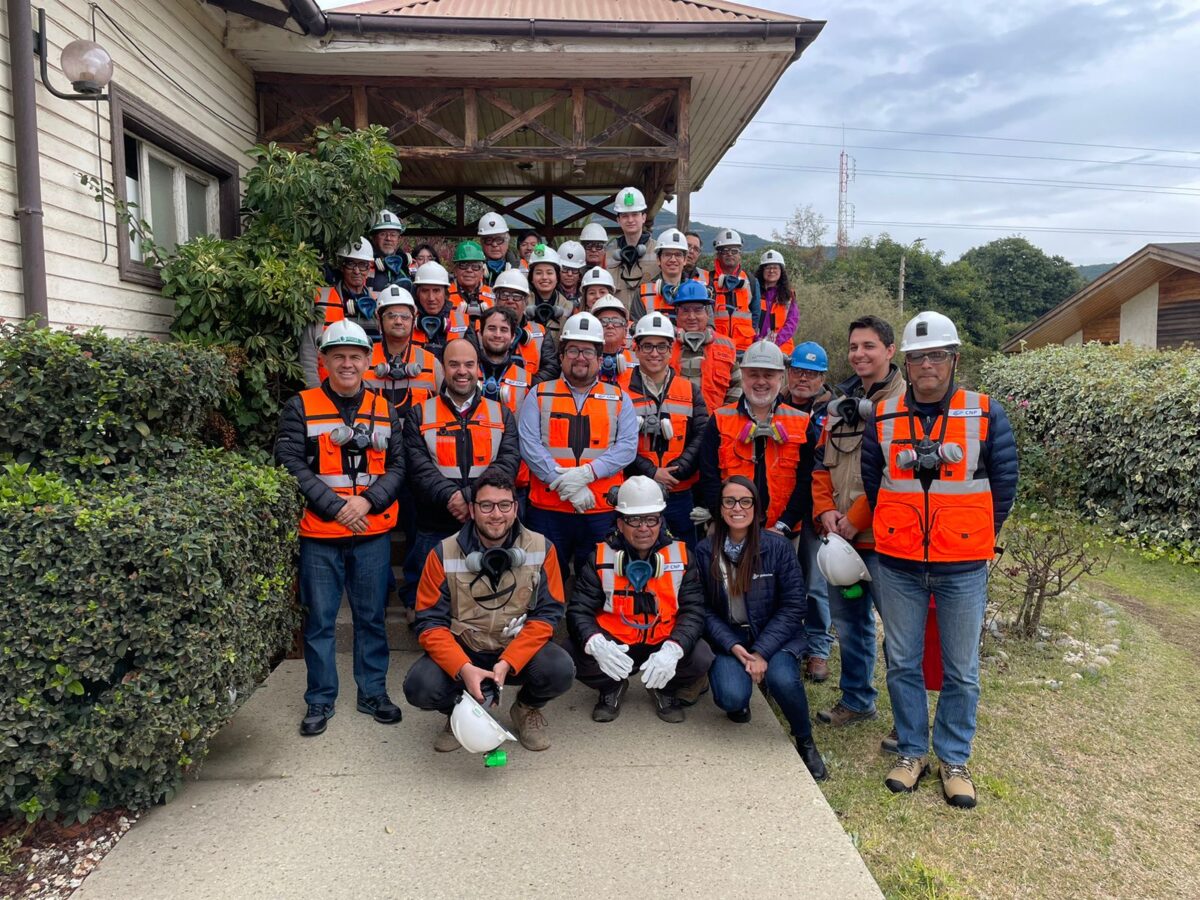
[0,450,303,823]
[0,321,233,479]
[981,343,1200,560]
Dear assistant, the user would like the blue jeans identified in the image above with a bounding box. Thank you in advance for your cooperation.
[709,649,813,740]
[827,550,884,714]
[798,528,833,659]
[664,489,699,550]
[526,506,615,576]
[299,534,392,706]
[402,527,455,609]
[875,563,988,764]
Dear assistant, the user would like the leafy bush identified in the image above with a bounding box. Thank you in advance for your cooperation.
[0,450,302,823]
[0,321,233,479]
[982,343,1200,560]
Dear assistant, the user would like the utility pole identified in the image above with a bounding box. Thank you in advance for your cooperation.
[898,236,925,315]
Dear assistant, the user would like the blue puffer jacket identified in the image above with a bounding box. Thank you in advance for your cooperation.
[694,530,808,659]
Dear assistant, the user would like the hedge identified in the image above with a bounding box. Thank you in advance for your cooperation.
[0,320,234,479]
[0,450,302,823]
[981,343,1200,559]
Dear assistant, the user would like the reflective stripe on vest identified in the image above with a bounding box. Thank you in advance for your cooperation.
[516,321,545,378]
[364,342,438,414]
[528,379,624,514]
[412,306,470,351]
[874,389,995,562]
[418,395,506,481]
[672,335,735,414]
[298,387,397,539]
[713,402,809,525]
[626,373,699,492]
[595,541,687,646]
[711,268,756,352]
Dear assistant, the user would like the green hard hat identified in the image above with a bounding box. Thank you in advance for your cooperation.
[453,241,486,263]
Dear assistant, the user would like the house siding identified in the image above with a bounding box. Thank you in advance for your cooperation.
[0,0,255,336]
[1118,283,1158,348]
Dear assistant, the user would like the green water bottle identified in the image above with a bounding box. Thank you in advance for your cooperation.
[484,749,507,768]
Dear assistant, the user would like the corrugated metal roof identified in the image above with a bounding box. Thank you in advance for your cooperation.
[334,0,805,23]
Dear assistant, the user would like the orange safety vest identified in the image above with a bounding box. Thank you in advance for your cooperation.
[298,387,398,539]
[622,371,699,492]
[412,305,470,351]
[514,320,546,379]
[364,342,438,415]
[595,541,688,646]
[671,335,736,414]
[528,378,624,514]
[637,280,681,317]
[873,389,995,563]
[710,267,756,352]
[314,285,380,383]
[600,347,638,385]
[713,401,810,526]
[761,291,796,356]
[482,357,533,415]
[449,284,494,325]
[416,394,507,483]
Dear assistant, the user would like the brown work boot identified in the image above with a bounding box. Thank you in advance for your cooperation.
[673,674,709,707]
[939,762,978,809]
[880,728,900,755]
[885,755,929,793]
[817,701,878,727]
[510,700,551,752]
[433,716,460,752]
[805,656,830,683]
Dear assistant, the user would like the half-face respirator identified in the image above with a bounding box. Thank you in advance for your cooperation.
[329,422,388,452]
[896,439,963,472]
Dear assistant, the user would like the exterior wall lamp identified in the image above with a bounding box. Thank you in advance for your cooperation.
[32,6,113,101]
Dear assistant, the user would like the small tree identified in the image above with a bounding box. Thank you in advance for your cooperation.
[772,204,829,274]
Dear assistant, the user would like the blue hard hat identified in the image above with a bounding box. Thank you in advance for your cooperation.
[669,280,712,306]
[790,341,828,372]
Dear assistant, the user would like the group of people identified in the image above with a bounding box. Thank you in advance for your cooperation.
[274,185,1018,809]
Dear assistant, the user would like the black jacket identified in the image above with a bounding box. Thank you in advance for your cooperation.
[623,368,709,484]
[567,530,707,653]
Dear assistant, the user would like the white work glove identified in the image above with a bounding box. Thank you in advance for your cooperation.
[501,614,527,639]
[639,641,685,690]
[549,464,595,500]
[570,488,597,513]
[689,506,713,525]
[585,634,635,682]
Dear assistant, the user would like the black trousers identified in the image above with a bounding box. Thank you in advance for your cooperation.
[403,641,575,714]
[566,633,714,694]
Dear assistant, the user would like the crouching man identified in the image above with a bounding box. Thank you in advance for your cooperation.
[403,471,574,752]
[567,476,714,724]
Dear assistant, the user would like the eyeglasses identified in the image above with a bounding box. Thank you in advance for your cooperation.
[342,261,372,272]
[475,499,515,513]
[481,236,508,247]
[638,342,672,355]
[721,496,755,509]
[622,514,661,529]
[582,242,606,251]
[790,369,823,379]
[598,316,627,327]
[495,291,527,303]
[456,262,484,272]
[382,311,413,322]
[563,346,599,359]
[906,350,954,365]
[717,248,741,256]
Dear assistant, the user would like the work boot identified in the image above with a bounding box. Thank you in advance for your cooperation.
[649,689,685,724]
[434,716,460,752]
[592,680,629,723]
[805,656,830,683]
[939,762,978,809]
[357,693,403,724]
[880,728,900,755]
[510,700,551,751]
[674,674,709,707]
[796,736,828,781]
[817,701,878,727]
[885,755,930,793]
[727,707,752,724]
[299,703,334,737]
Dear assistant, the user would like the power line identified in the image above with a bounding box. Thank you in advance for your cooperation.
[753,120,1200,157]
[694,212,1200,238]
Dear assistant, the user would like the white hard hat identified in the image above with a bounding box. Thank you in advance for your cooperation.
[816,534,872,587]
[557,240,586,269]
[337,237,374,263]
[759,249,785,267]
[634,313,676,342]
[559,311,605,344]
[493,269,530,295]
[901,311,961,353]
[376,284,416,311]
[527,243,560,269]
[713,228,743,249]
[616,475,666,515]
[740,340,786,371]
[370,210,404,234]
[450,692,516,754]
[580,222,609,243]
[413,261,451,287]
[590,295,628,319]
[477,212,509,237]
[581,267,615,291]
[613,186,647,214]
[655,228,689,255]
[319,319,372,351]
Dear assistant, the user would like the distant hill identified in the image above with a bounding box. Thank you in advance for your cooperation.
[1077,262,1116,284]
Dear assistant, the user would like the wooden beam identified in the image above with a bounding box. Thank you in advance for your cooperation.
[463,87,477,147]
[587,90,676,148]
[572,86,585,149]
[553,190,618,228]
[256,72,688,90]
[676,80,691,230]
[543,191,554,239]
[379,92,463,147]
[479,90,570,147]
[352,85,368,130]
[393,146,678,162]
[262,90,350,141]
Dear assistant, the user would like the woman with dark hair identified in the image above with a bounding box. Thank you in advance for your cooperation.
[694,475,828,780]
[411,242,440,268]
[754,249,799,356]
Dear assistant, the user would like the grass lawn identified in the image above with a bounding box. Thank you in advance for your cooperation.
[805,547,1200,899]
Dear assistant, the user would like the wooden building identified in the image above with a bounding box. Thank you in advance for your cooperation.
[1003,243,1200,352]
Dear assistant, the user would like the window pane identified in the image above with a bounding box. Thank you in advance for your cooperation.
[185,176,210,240]
[125,136,142,262]
[147,155,178,251]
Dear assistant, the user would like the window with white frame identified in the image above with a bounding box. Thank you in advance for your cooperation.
[123,134,220,260]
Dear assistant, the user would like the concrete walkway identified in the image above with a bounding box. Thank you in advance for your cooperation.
[77,650,882,899]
